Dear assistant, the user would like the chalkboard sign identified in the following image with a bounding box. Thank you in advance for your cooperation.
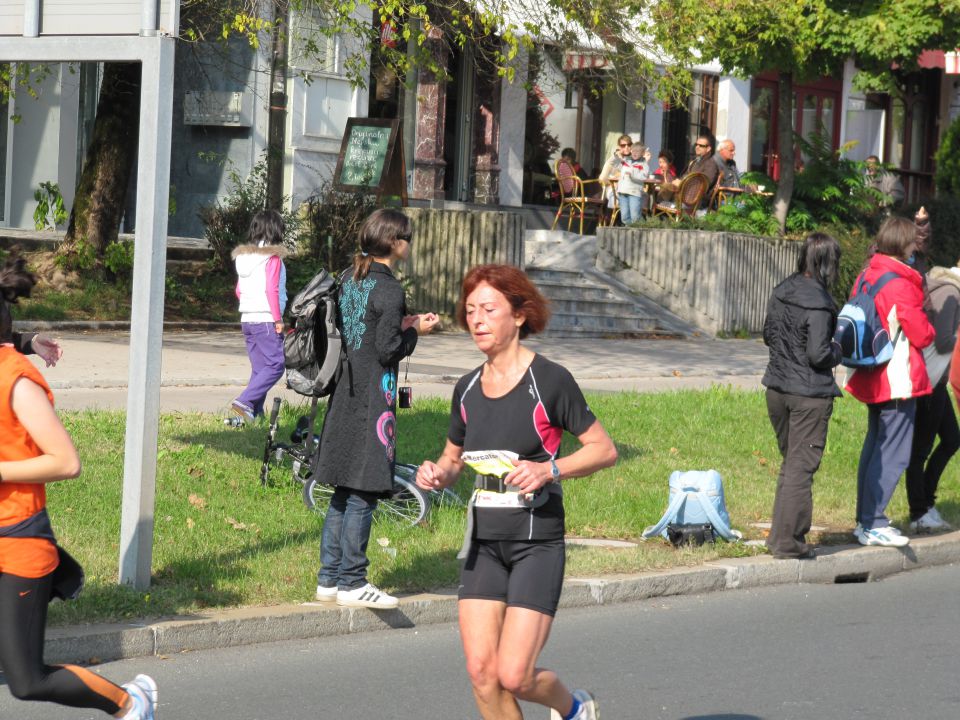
[333,117,407,204]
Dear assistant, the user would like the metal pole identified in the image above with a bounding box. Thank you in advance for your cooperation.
[23,0,40,37]
[118,35,175,590]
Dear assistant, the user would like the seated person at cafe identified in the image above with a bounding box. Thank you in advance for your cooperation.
[661,134,719,209]
[654,150,678,203]
[714,139,743,188]
[560,147,588,180]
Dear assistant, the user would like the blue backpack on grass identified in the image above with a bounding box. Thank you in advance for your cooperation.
[642,470,742,542]
[834,271,901,368]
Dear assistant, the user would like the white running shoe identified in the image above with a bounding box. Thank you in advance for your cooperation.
[122,675,157,720]
[858,525,909,547]
[315,584,337,602]
[551,690,599,720]
[910,508,950,533]
[336,582,399,609]
[927,507,952,529]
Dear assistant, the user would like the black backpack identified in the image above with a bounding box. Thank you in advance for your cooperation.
[283,269,344,397]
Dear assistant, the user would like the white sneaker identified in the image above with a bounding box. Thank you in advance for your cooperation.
[551,690,598,720]
[927,507,952,529]
[315,584,337,602]
[858,525,909,547]
[122,675,157,720]
[910,508,950,533]
[336,582,399,609]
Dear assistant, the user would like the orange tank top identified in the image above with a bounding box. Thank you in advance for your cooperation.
[0,347,59,578]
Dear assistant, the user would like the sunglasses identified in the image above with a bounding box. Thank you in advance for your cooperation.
[619,142,633,147]
[397,232,412,243]
[695,142,710,148]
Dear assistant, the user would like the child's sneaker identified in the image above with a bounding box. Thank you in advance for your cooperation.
[858,525,909,547]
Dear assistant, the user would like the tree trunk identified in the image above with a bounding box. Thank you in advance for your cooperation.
[266,2,288,211]
[773,71,795,234]
[64,62,142,259]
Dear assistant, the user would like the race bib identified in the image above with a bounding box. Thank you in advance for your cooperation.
[473,489,529,509]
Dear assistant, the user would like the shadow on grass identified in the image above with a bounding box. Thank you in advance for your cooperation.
[612,442,646,461]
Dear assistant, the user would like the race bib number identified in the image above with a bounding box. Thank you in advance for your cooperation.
[473,489,529,509]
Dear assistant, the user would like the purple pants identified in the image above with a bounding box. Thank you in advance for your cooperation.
[235,322,285,416]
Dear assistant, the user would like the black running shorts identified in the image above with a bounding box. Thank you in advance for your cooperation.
[459,538,566,616]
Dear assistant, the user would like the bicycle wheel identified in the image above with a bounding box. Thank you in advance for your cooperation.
[378,475,430,526]
[302,476,334,514]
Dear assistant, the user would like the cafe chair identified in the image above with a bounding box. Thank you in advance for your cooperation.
[551,159,607,234]
[653,172,710,221]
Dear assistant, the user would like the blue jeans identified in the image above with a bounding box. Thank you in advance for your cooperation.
[619,193,644,225]
[236,322,284,416]
[318,487,379,590]
[857,399,915,529]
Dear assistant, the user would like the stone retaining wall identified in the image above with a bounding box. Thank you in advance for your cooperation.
[598,227,801,335]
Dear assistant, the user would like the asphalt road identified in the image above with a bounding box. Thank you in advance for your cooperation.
[5,562,958,720]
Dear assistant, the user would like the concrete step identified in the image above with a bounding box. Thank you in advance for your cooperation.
[547,297,641,315]
[531,280,614,302]
[549,311,658,334]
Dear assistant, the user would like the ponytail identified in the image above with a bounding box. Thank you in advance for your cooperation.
[351,209,410,281]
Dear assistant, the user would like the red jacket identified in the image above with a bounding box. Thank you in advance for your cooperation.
[845,253,935,403]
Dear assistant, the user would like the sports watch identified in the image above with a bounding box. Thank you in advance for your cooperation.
[549,458,561,482]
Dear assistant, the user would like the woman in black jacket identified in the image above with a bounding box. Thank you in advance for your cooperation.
[761,232,842,559]
[312,209,438,609]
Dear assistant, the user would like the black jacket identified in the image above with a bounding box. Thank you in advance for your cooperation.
[313,262,418,494]
[762,273,842,398]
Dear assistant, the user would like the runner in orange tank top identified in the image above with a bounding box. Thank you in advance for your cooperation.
[0,258,158,719]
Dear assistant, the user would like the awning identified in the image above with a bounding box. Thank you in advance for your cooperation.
[918,50,944,69]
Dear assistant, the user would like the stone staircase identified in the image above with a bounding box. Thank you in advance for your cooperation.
[525,267,663,337]
[525,229,694,338]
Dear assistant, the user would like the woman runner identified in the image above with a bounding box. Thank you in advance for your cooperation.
[416,264,617,720]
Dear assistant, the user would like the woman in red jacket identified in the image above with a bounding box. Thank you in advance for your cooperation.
[846,216,935,547]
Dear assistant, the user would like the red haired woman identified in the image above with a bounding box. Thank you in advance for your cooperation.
[417,264,617,720]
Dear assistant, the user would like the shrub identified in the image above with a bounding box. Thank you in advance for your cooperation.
[298,178,379,272]
[197,154,302,272]
[934,115,960,198]
[792,131,880,227]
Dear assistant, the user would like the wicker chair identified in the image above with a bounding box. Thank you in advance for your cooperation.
[551,159,607,234]
[653,172,710,221]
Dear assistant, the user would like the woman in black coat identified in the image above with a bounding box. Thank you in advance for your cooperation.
[313,209,438,609]
[761,232,842,559]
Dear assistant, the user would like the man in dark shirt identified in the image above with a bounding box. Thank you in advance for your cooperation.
[662,134,719,208]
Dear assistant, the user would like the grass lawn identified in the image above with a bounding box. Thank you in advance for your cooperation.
[45,388,959,626]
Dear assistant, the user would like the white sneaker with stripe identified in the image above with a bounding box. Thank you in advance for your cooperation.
[336,582,399,609]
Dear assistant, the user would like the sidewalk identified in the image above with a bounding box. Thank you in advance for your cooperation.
[20,327,770,412]
[25,328,959,665]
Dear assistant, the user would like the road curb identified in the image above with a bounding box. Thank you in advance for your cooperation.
[43,532,960,665]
